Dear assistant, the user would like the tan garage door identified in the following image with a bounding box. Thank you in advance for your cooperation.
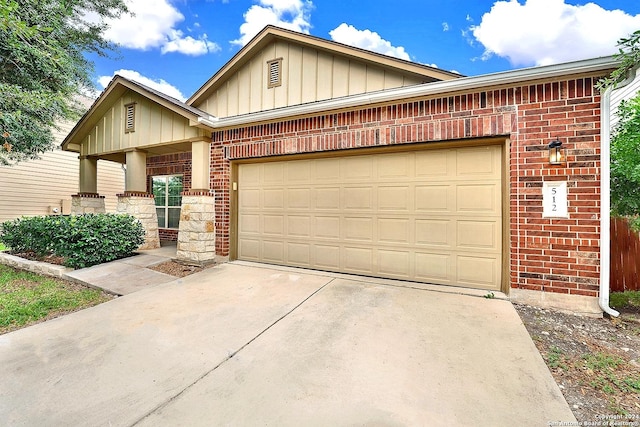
[237,145,502,290]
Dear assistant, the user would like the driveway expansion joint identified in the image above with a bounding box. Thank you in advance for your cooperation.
[130,278,335,426]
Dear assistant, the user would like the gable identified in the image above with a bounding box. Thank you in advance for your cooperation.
[190,26,461,118]
[76,90,204,159]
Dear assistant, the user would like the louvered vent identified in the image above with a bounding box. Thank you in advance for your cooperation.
[124,103,136,133]
[267,58,282,88]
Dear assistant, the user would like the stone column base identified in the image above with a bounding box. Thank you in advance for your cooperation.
[71,193,106,214]
[177,192,216,265]
[116,193,160,250]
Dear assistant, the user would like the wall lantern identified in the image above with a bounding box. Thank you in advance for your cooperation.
[548,138,565,165]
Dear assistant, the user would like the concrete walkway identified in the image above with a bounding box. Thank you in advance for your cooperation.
[0,261,576,426]
[64,245,178,295]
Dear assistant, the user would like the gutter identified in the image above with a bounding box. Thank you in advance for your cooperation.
[599,66,639,317]
[206,56,619,129]
[599,85,620,317]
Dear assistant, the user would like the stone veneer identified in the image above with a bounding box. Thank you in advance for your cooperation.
[176,192,216,265]
[71,193,106,214]
[116,193,160,250]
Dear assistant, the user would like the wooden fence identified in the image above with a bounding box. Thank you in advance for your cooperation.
[610,217,640,292]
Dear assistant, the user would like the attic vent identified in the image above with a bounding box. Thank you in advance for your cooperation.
[267,58,282,88]
[124,103,136,133]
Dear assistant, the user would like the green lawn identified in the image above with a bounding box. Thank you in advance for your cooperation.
[0,264,112,334]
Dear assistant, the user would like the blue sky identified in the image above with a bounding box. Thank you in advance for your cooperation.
[90,0,640,101]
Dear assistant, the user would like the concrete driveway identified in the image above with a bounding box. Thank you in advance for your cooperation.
[0,262,575,426]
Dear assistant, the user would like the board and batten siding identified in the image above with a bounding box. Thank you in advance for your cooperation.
[194,40,426,118]
[80,90,203,157]
[0,121,124,222]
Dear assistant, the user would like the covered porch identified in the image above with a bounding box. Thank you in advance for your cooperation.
[62,76,217,265]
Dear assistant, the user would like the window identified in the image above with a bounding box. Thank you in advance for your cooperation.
[124,103,136,133]
[152,175,183,229]
[267,58,282,88]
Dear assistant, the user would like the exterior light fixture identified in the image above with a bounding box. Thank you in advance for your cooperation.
[548,138,565,165]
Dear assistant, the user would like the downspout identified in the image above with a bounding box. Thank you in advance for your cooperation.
[599,85,619,317]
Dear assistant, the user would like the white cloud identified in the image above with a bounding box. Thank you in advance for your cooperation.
[101,0,219,56]
[98,69,187,102]
[161,31,221,55]
[231,0,313,46]
[471,0,640,66]
[329,23,411,61]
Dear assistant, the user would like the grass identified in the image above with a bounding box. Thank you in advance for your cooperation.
[0,264,112,334]
[610,291,640,310]
[0,242,5,251]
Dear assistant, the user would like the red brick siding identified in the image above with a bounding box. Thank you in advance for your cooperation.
[159,228,178,241]
[203,76,602,297]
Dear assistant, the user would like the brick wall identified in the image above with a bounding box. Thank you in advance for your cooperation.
[147,152,192,241]
[207,75,603,297]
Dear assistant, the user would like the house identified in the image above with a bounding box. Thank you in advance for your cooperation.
[0,117,124,223]
[62,25,625,315]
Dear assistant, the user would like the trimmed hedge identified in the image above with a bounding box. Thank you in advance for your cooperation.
[0,214,145,269]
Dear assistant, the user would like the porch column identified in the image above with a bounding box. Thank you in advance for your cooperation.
[176,140,215,265]
[176,191,216,265]
[116,149,160,250]
[71,156,105,214]
[191,140,211,190]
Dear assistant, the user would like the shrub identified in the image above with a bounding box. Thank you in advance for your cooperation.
[0,214,145,268]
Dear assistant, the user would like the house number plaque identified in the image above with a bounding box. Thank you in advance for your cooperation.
[542,181,568,218]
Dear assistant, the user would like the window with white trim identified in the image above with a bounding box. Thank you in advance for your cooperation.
[267,58,282,88]
[152,175,183,229]
[124,103,136,133]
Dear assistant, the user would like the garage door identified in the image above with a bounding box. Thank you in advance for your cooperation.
[237,145,502,290]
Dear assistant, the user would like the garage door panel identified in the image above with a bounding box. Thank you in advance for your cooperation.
[457,255,499,288]
[456,184,499,214]
[287,188,311,209]
[343,157,373,180]
[415,150,449,177]
[263,215,284,235]
[315,159,340,181]
[288,215,311,237]
[263,189,284,209]
[239,163,261,184]
[344,247,373,272]
[378,218,410,243]
[262,241,284,263]
[378,250,411,277]
[456,147,499,177]
[238,239,260,260]
[415,185,452,212]
[287,242,310,265]
[378,153,412,179]
[238,145,502,290]
[315,216,340,239]
[315,245,340,269]
[415,252,452,282]
[239,214,260,233]
[316,188,340,210]
[378,186,410,211]
[263,162,284,184]
[239,189,260,208]
[287,160,311,182]
[344,217,373,242]
[457,221,499,250]
[344,187,373,210]
[415,219,451,247]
